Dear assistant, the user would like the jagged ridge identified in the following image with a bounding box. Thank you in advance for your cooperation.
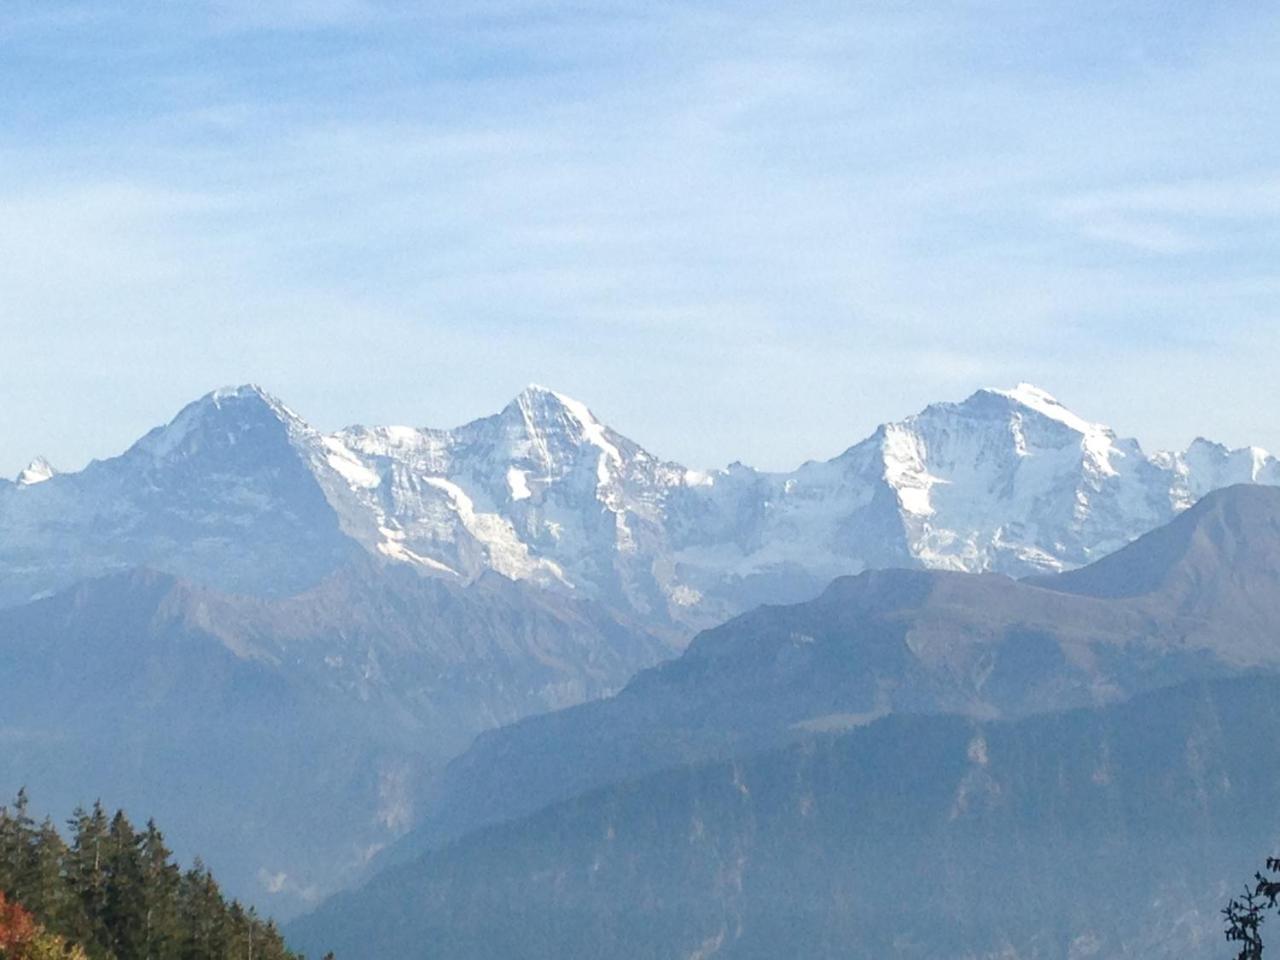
[2,382,1277,628]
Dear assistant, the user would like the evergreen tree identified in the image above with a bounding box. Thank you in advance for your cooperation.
[26,820,70,935]
[66,802,110,950]
[0,789,36,902]
[103,810,148,959]
[139,820,181,960]
[0,791,315,960]
[178,860,231,960]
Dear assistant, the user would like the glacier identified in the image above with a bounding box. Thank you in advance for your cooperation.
[1,381,1277,631]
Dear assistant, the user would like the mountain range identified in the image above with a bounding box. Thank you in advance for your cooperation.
[290,485,1280,959]
[336,483,1280,870]
[3,382,1277,628]
[3,383,1280,928]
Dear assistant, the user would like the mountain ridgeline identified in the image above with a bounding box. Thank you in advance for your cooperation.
[293,672,1280,960]
[3,382,1280,937]
[2,382,1277,626]
[368,485,1280,865]
[290,485,1280,959]
[0,559,667,919]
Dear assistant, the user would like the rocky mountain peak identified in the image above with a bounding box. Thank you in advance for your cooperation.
[128,383,311,464]
[3,382,1280,620]
[937,383,1116,445]
[1178,436,1280,497]
[15,456,57,486]
[500,385,624,459]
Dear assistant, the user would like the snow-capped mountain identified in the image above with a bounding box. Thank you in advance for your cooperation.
[1,381,1276,627]
[666,382,1279,612]
[0,386,369,606]
[328,385,688,606]
[15,456,57,486]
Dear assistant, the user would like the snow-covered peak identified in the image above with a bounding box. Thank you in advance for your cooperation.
[6,379,1280,629]
[206,383,305,425]
[131,384,310,461]
[515,382,562,403]
[505,386,620,452]
[314,386,651,594]
[504,383,576,418]
[973,383,1110,437]
[948,383,1124,479]
[15,457,57,486]
[506,384,593,422]
[1185,436,1274,469]
[490,385,626,477]
[211,382,272,401]
[1174,436,1280,503]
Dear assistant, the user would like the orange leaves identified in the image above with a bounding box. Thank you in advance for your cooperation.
[0,892,86,960]
[0,891,38,955]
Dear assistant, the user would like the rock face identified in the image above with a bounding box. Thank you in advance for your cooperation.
[1,382,1277,627]
[365,485,1280,873]
[0,560,668,919]
[0,387,367,605]
[288,673,1280,960]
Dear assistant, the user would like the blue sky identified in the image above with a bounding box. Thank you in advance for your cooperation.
[2,0,1279,474]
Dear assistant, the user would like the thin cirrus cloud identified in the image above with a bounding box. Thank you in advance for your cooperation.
[1,0,1279,476]
[1052,176,1280,254]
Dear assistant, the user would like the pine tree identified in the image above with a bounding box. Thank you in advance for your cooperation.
[103,809,148,958]
[66,802,110,949]
[26,819,70,934]
[0,792,314,959]
[0,789,37,902]
[140,819,181,960]
[178,860,233,960]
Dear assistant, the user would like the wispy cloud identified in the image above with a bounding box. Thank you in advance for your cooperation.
[1051,175,1280,252]
[2,1,1280,472]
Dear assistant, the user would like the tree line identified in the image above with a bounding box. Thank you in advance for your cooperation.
[0,790,323,960]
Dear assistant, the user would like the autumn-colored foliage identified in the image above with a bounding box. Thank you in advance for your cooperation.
[0,891,86,960]
[0,891,38,954]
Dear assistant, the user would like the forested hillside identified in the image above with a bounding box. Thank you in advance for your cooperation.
[0,791,312,960]
[292,673,1280,960]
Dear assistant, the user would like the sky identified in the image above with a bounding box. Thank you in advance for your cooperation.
[2,0,1280,475]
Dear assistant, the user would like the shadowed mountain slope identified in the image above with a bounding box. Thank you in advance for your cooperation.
[0,559,669,919]
[373,485,1280,869]
[1033,482,1280,621]
[291,672,1280,960]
